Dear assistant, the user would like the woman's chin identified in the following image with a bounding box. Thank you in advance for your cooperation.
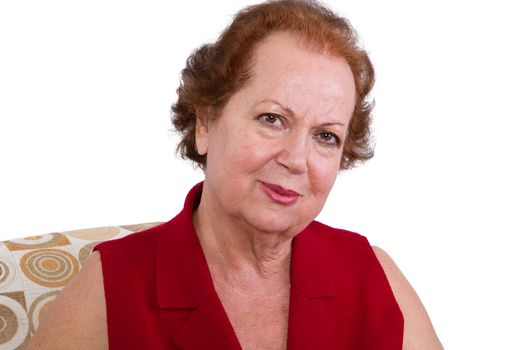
[241,208,308,236]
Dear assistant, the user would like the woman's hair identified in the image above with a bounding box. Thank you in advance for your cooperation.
[171,0,375,170]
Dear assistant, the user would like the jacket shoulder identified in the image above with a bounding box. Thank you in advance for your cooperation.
[307,220,370,246]
[96,222,164,248]
[305,220,380,272]
[93,222,166,264]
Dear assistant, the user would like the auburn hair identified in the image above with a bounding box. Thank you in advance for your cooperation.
[171,0,375,169]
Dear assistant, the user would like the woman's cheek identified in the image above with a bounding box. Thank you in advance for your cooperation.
[227,131,271,170]
[309,152,339,188]
[310,143,341,168]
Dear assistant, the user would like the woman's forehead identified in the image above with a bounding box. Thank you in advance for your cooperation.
[240,33,356,120]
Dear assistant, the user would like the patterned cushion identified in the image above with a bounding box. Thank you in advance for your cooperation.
[0,222,163,349]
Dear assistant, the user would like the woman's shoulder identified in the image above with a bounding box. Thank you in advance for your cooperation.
[309,222,444,348]
[26,251,108,350]
[372,246,444,349]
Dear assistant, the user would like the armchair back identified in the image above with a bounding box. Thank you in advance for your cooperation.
[0,222,163,349]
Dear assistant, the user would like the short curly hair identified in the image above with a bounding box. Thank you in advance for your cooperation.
[171,0,375,170]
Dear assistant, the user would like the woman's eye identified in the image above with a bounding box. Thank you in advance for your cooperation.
[316,132,340,146]
[258,113,284,127]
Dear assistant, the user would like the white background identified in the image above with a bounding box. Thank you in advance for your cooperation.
[1,1,524,348]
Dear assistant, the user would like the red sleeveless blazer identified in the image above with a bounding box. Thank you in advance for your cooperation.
[94,183,403,349]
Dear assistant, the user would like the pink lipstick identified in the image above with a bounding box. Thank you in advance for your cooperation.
[260,182,300,205]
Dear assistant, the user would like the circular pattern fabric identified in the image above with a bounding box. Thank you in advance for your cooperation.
[0,295,29,349]
[120,222,162,233]
[0,258,16,289]
[78,242,101,265]
[3,233,69,251]
[63,226,120,241]
[19,249,80,288]
[28,291,59,335]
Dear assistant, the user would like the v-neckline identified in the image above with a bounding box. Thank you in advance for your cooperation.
[211,276,292,350]
[156,182,338,349]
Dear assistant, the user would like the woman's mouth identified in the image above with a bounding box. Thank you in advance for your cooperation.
[260,182,300,205]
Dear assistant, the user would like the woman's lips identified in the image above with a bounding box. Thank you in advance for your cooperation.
[260,182,300,205]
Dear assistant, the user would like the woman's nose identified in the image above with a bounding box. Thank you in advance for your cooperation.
[275,132,309,174]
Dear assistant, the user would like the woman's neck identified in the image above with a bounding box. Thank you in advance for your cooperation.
[193,193,293,295]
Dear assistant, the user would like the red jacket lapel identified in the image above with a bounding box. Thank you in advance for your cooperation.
[287,224,337,349]
[156,183,242,349]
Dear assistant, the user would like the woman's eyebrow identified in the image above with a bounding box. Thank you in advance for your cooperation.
[255,98,295,116]
[255,99,346,127]
[318,122,345,127]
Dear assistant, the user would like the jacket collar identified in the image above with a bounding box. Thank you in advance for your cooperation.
[156,182,214,308]
[156,182,336,348]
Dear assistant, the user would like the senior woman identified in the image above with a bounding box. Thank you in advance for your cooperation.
[28,1,442,349]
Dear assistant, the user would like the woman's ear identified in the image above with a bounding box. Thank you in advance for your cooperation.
[195,106,210,156]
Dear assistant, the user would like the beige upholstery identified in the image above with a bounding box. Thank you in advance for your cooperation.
[0,222,163,349]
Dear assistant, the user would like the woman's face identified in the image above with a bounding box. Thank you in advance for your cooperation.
[196,32,356,236]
